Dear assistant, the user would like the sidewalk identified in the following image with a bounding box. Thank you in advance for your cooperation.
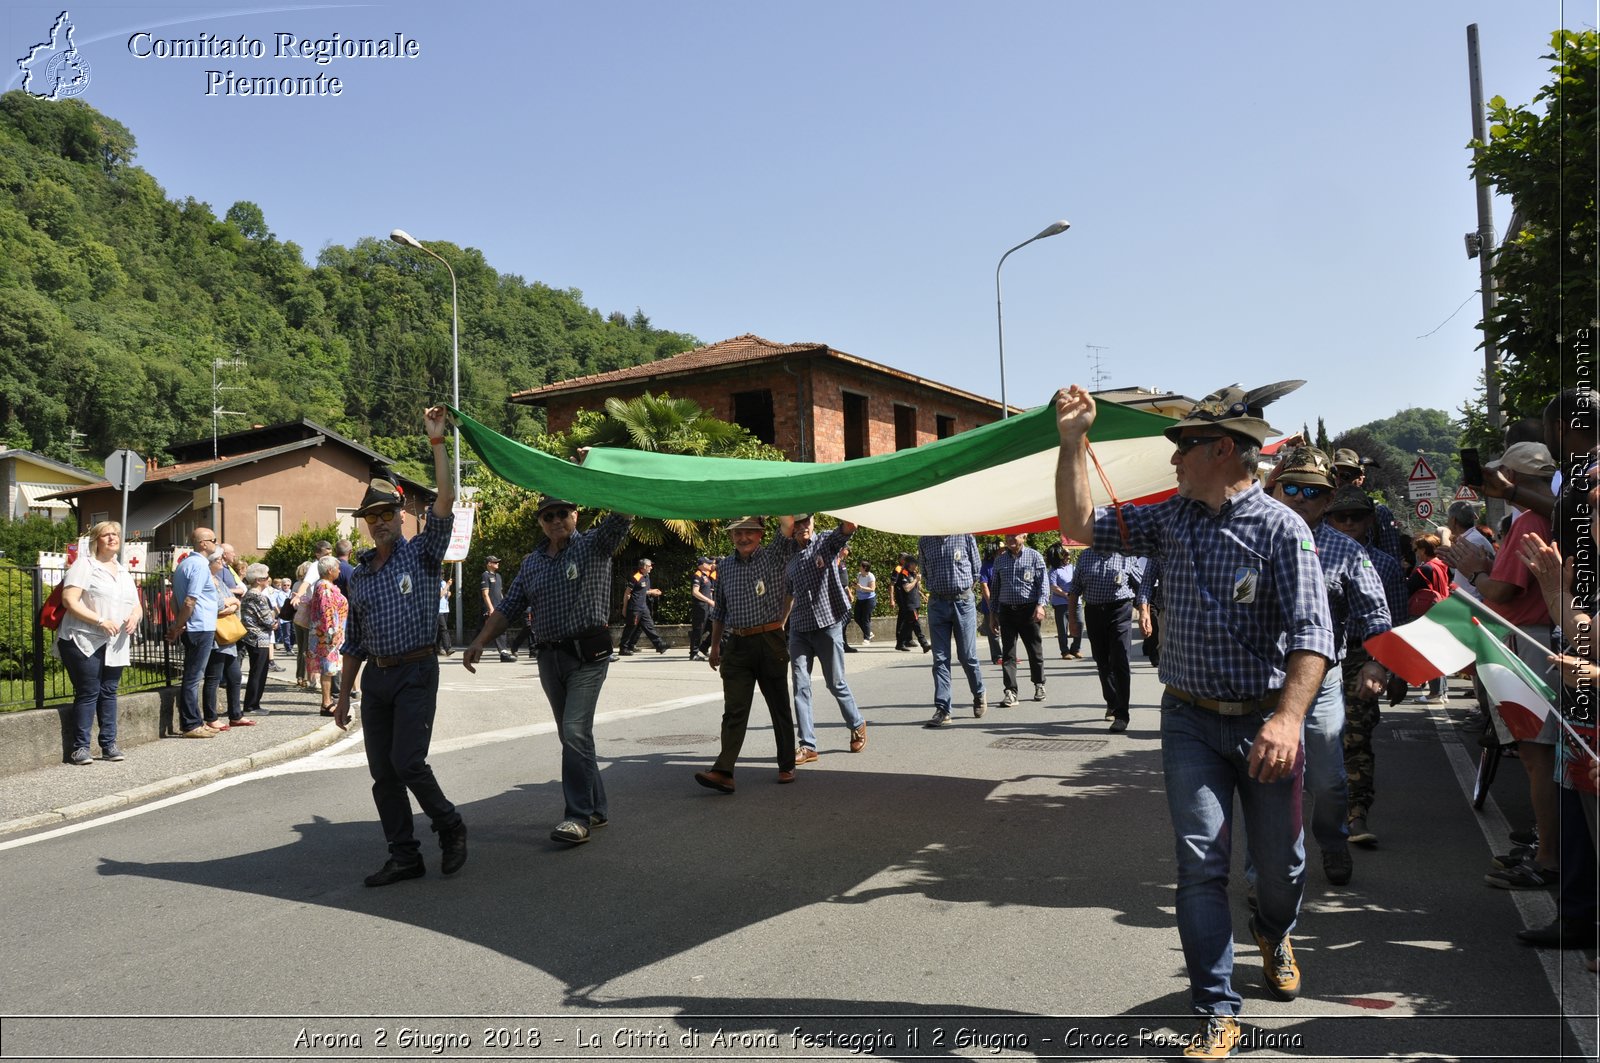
[0,669,348,836]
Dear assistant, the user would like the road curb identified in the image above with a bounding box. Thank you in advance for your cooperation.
[0,721,352,838]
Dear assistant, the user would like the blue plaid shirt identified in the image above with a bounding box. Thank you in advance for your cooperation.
[1371,500,1402,562]
[1094,484,1335,700]
[1312,521,1392,660]
[714,535,800,628]
[343,508,454,660]
[918,535,980,595]
[499,513,632,642]
[1068,548,1146,605]
[1360,537,1407,638]
[786,527,854,632]
[991,546,1047,606]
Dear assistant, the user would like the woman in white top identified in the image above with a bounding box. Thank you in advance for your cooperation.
[57,521,142,765]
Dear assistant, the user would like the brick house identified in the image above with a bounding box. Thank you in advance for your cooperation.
[44,420,433,556]
[510,333,1012,463]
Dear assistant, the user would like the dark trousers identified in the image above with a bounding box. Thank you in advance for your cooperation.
[435,614,452,654]
[712,630,795,774]
[620,610,664,652]
[1053,602,1083,656]
[243,643,272,713]
[360,655,460,863]
[896,605,927,649]
[202,645,242,723]
[852,598,875,642]
[998,602,1044,691]
[178,630,213,733]
[690,602,711,656]
[1557,785,1598,923]
[981,609,1002,662]
[1084,600,1133,719]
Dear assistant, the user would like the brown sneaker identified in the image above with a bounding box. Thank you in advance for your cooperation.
[849,724,867,753]
[1182,1016,1240,1059]
[181,727,216,739]
[1249,916,1301,1001]
[794,747,819,766]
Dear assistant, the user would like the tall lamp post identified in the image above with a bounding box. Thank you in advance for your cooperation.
[390,228,464,643]
[995,219,1070,418]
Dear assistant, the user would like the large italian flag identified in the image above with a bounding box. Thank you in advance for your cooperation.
[451,399,1179,536]
[1365,591,1558,742]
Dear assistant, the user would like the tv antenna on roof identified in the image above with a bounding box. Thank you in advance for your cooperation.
[1085,344,1111,391]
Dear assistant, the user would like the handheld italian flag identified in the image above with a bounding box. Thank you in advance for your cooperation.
[1363,591,1562,745]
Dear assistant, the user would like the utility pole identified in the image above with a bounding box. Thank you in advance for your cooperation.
[1466,23,1504,526]
[1085,344,1111,391]
[211,357,247,459]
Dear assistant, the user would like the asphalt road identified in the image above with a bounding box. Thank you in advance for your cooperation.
[1,644,1594,1062]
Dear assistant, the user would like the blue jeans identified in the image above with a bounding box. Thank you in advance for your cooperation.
[58,638,124,754]
[791,619,864,749]
[927,594,985,713]
[178,630,214,733]
[360,655,460,862]
[1303,665,1349,852]
[1161,692,1306,1017]
[536,649,610,822]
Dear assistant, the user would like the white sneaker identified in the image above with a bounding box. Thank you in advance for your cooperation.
[1033,683,1046,702]
[1002,689,1018,707]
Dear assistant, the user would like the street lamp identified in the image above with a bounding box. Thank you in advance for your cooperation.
[994,219,1070,418]
[391,227,464,643]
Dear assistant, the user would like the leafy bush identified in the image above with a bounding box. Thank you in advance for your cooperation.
[0,514,75,566]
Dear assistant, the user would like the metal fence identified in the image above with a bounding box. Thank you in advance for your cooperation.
[0,566,179,711]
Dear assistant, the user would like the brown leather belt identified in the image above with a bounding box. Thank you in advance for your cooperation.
[1165,685,1281,717]
[728,621,785,638]
[369,646,435,669]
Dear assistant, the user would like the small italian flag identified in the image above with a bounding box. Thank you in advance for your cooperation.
[1364,592,1557,742]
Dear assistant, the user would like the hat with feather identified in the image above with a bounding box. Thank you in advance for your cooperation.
[1163,381,1305,447]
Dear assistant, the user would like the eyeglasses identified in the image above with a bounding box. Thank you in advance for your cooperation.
[1327,511,1367,523]
[1335,468,1362,482]
[362,510,398,524]
[539,508,574,522]
[1173,435,1224,454]
[1280,483,1330,500]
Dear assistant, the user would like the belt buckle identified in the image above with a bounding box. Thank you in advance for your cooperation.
[1217,700,1251,716]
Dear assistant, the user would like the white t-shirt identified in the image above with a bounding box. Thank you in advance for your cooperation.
[58,555,139,666]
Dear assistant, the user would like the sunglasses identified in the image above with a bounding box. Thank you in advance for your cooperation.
[1335,468,1362,482]
[1279,483,1330,500]
[1327,511,1367,522]
[1173,435,1225,454]
[362,509,398,524]
[539,508,575,522]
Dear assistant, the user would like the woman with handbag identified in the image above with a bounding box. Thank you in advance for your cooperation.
[240,563,278,717]
[202,549,249,728]
[307,555,349,716]
[56,521,142,764]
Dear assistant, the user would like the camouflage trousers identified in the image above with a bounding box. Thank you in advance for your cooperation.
[1342,646,1381,820]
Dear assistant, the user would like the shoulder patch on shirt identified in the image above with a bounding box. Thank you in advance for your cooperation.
[1360,557,1373,568]
[1300,539,1316,551]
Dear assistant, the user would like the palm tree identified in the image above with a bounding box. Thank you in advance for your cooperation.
[544,392,784,549]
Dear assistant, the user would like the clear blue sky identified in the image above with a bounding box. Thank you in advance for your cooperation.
[5,1,1582,440]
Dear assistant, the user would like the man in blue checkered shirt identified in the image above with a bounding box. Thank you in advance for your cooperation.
[1268,448,1391,888]
[918,533,987,727]
[1068,547,1151,732]
[334,407,466,889]
[694,515,800,794]
[464,494,634,847]
[785,515,867,762]
[990,533,1048,706]
[1055,383,1335,1057]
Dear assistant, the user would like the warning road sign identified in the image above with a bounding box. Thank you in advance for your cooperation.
[1408,456,1438,483]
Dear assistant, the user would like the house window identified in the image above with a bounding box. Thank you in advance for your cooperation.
[894,404,917,451]
[842,392,869,460]
[257,506,282,550]
[731,389,776,445]
[936,414,956,439]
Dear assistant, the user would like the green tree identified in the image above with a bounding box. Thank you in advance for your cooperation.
[1466,29,1599,445]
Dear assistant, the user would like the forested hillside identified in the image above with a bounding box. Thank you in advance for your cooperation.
[0,91,697,476]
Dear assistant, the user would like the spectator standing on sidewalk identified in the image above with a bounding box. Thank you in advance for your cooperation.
[1046,543,1083,660]
[436,578,453,656]
[165,527,219,739]
[335,407,466,888]
[239,563,277,718]
[57,521,141,764]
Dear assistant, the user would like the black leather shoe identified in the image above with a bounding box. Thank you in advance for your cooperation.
[1518,919,1599,948]
[363,859,424,887]
[438,821,468,875]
